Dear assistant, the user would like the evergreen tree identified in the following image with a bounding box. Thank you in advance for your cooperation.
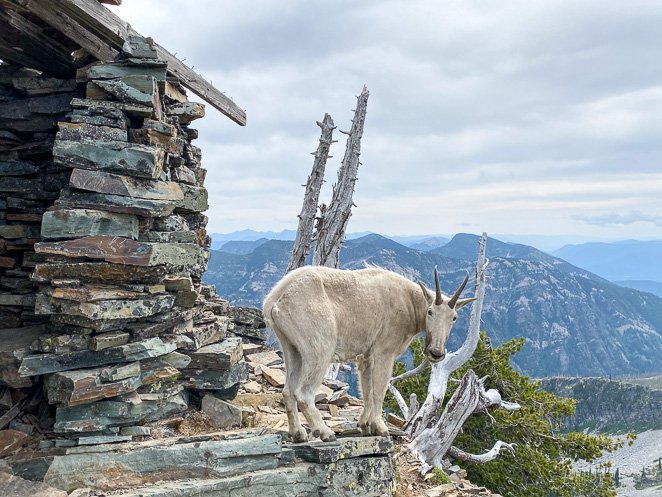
[386,334,624,497]
[614,468,620,487]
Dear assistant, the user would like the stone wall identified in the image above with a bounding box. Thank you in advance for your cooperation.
[0,37,249,447]
[0,65,77,340]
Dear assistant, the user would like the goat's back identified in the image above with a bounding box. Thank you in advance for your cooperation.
[263,266,418,330]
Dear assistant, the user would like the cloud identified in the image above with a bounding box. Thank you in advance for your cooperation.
[576,212,662,227]
[112,0,662,238]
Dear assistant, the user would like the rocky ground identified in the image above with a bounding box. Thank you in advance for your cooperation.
[1,332,502,497]
[575,429,662,497]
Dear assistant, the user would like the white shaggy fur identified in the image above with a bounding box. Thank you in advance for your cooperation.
[263,266,473,442]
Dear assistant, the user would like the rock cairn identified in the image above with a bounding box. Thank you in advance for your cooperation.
[0,37,254,448]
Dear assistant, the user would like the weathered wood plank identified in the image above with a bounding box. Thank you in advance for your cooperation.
[14,0,119,62]
[51,0,247,125]
[0,10,75,77]
[155,45,246,125]
[49,285,149,302]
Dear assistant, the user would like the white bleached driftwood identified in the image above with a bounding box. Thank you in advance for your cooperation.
[313,86,369,268]
[287,114,335,273]
[389,233,521,473]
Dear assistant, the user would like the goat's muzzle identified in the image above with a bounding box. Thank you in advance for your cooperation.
[427,347,446,363]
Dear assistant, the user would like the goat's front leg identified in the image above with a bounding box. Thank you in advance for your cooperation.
[357,355,374,436]
[368,355,394,437]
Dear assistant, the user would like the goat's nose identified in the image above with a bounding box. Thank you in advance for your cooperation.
[428,348,445,361]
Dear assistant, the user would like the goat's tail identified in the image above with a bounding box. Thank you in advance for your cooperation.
[262,293,279,330]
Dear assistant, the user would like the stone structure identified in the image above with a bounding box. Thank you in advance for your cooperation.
[0,0,248,446]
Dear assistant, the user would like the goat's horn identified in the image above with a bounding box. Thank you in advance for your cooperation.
[448,272,469,308]
[434,266,442,305]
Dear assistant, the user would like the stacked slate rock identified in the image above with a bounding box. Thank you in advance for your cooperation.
[0,64,78,339]
[0,37,249,446]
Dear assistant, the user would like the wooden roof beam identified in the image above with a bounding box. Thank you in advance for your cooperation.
[15,0,119,62]
[51,0,246,125]
[0,11,76,77]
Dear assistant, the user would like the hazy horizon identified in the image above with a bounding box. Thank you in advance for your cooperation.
[209,228,662,252]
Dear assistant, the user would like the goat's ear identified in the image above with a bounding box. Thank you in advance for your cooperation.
[418,281,433,305]
[455,297,477,309]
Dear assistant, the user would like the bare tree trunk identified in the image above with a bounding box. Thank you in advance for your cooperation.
[389,233,520,473]
[313,86,369,267]
[404,233,489,437]
[287,114,335,273]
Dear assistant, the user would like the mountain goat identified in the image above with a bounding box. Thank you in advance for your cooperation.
[263,265,475,442]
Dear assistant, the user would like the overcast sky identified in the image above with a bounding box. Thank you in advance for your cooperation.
[114,1,662,242]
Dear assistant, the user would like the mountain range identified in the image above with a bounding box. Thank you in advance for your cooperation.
[553,240,662,282]
[202,233,662,377]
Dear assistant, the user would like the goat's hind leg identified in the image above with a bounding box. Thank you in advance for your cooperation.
[280,340,308,443]
[294,350,336,442]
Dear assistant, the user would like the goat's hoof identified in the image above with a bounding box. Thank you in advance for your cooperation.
[321,432,337,442]
[291,428,308,443]
[376,427,390,437]
[312,427,336,442]
[372,421,389,437]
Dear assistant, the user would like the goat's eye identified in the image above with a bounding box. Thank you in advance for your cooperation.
[453,316,457,322]
[427,309,433,316]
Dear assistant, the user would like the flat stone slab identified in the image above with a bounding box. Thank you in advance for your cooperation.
[102,456,394,497]
[70,169,184,201]
[35,237,203,268]
[56,189,175,217]
[246,350,281,367]
[33,262,168,285]
[0,325,45,388]
[0,472,68,497]
[0,428,29,456]
[45,364,142,406]
[35,293,176,321]
[182,362,248,395]
[289,436,393,463]
[86,61,167,81]
[53,139,164,179]
[202,395,243,430]
[41,208,139,240]
[188,337,242,371]
[261,366,285,388]
[70,98,154,119]
[43,433,282,492]
[19,337,176,376]
[54,391,188,433]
